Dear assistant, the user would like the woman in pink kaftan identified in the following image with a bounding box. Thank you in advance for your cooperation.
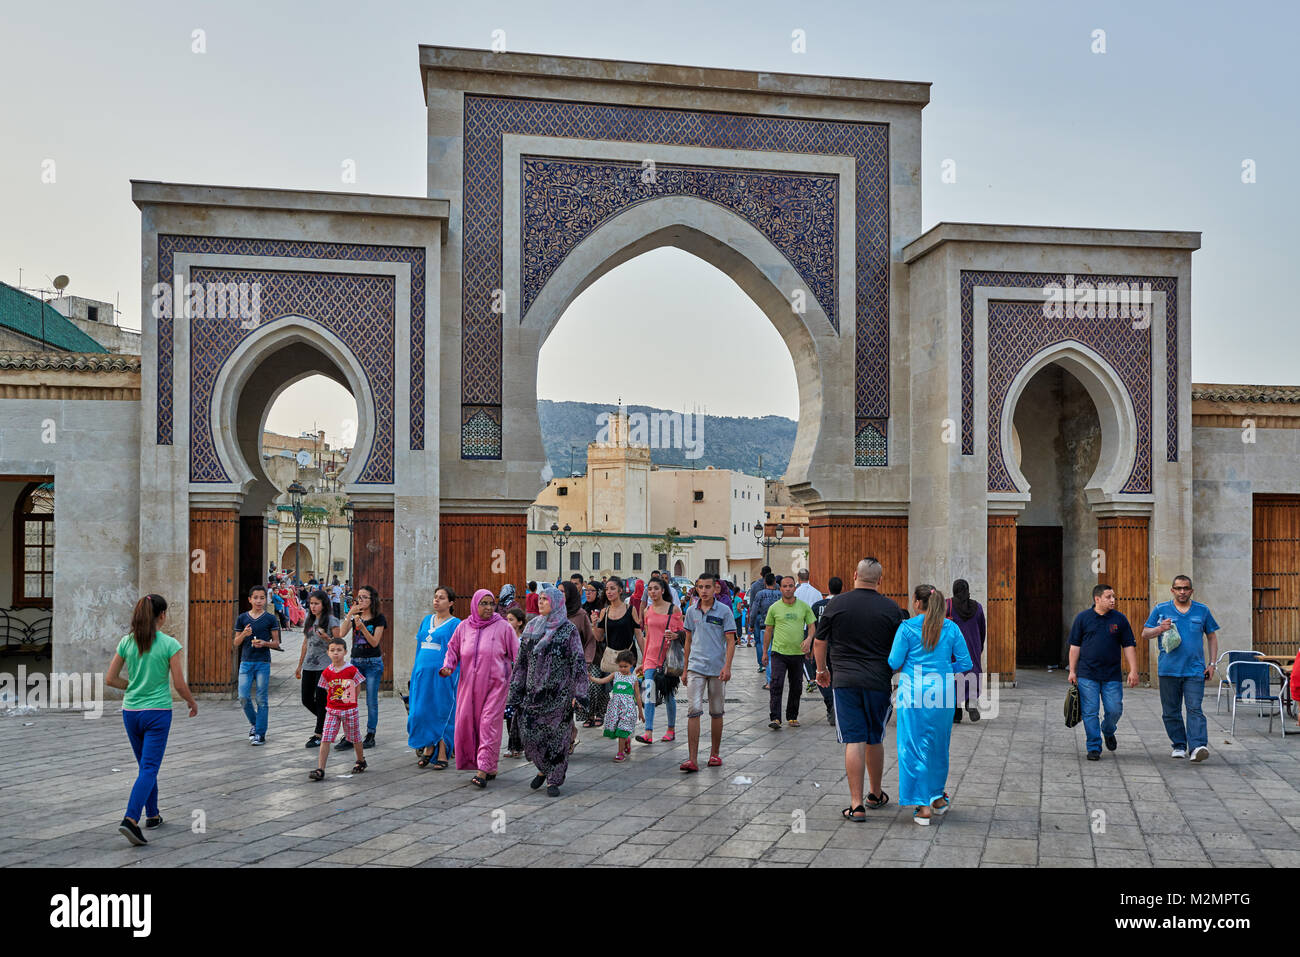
[440,588,519,786]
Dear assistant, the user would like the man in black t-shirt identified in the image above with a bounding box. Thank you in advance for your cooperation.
[814,558,906,818]
[1068,584,1138,761]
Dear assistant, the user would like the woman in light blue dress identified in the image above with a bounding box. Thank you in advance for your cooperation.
[888,583,973,825]
[408,586,461,769]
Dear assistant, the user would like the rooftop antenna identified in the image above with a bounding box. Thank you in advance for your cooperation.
[45,275,69,353]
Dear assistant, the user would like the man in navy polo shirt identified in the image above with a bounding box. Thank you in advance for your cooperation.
[1142,575,1219,763]
[1068,584,1138,762]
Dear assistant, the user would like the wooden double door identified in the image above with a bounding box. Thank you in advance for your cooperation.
[1016,525,1063,667]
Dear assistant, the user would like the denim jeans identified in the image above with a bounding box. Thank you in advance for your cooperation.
[1076,677,1123,754]
[352,657,385,735]
[753,626,765,666]
[1159,675,1207,751]
[641,667,675,732]
[238,660,271,737]
[123,709,172,821]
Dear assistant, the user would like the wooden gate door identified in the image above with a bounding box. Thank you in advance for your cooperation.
[1016,526,1063,667]
[1253,495,1300,657]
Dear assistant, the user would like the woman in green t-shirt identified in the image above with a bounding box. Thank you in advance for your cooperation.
[105,594,198,846]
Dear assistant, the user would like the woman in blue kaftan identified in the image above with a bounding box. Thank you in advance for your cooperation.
[888,583,973,825]
[408,586,461,769]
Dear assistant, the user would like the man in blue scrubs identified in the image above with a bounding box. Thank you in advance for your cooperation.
[1142,575,1219,762]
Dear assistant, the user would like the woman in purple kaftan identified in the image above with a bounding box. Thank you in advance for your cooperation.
[946,579,986,722]
[507,585,589,797]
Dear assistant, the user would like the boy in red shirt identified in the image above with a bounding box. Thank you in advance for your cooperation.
[310,638,367,779]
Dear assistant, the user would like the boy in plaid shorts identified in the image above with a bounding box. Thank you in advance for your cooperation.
[310,638,367,779]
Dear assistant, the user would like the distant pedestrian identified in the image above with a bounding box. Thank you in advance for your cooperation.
[309,638,368,780]
[330,581,343,620]
[746,565,772,649]
[888,584,972,825]
[295,589,337,748]
[763,575,816,730]
[1141,576,1219,762]
[750,573,782,688]
[338,585,386,750]
[946,579,986,723]
[525,581,540,616]
[794,568,822,607]
[807,576,842,722]
[1069,584,1139,762]
[106,594,197,846]
[234,585,281,746]
[503,606,527,758]
[679,573,738,772]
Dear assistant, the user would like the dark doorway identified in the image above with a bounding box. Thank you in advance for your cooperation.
[1016,525,1063,667]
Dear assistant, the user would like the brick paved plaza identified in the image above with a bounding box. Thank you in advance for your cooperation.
[6,630,1300,869]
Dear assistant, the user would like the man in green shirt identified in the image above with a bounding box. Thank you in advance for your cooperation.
[764,575,817,729]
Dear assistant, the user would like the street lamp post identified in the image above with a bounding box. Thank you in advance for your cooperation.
[288,480,306,583]
[549,522,572,584]
[342,499,355,589]
[754,515,784,569]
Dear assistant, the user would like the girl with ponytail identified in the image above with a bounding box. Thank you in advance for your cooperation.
[887,583,973,826]
[106,594,197,847]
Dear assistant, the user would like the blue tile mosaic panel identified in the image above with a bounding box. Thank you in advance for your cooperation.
[462,95,890,464]
[155,235,425,460]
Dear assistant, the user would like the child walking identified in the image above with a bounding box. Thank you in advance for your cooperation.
[310,638,367,780]
[592,651,641,761]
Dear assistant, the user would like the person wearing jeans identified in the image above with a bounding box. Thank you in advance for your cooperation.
[1068,584,1138,761]
[1142,576,1219,762]
[338,584,387,749]
[1075,676,1124,755]
[238,661,272,739]
[635,579,683,744]
[749,574,781,685]
[106,594,198,846]
[234,585,281,744]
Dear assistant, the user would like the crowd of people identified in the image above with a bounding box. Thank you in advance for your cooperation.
[106,555,1254,845]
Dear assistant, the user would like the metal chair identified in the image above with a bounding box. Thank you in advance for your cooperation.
[1227,659,1288,738]
[1215,650,1262,714]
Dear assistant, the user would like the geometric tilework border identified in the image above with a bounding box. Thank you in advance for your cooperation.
[984,300,1151,494]
[463,94,890,463]
[960,271,1179,484]
[519,156,839,328]
[188,266,395,484]
[155,235,426,462]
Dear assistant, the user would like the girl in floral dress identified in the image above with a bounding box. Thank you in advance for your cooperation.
[593,651,641,761]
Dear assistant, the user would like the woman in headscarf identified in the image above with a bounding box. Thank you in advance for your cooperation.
[888,584,973,825]
[507,584,589,797]
[497,583,518,612]
[439,588,519,788]
[629,578,646,615]
[408,586,460,769]
[578,581,610,727]
[562,580,596,754]
[946,579,986,723]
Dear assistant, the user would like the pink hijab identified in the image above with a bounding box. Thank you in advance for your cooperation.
[466,588,502,630]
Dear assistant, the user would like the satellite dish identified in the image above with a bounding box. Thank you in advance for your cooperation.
[51,275,69,291]
[296,450,312,467]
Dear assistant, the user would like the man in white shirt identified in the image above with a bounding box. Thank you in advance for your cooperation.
[794,568,823,608]
[331,582,343,619]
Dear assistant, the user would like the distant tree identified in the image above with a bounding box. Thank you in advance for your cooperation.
[651,527,683,568]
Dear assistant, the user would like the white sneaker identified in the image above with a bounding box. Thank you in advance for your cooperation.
[1190,746,1209,762]
[1170,747,1187,759]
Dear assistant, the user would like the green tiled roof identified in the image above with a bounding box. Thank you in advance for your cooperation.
[0,283,108,352]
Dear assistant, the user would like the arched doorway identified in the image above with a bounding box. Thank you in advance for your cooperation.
[280,543,314,577]
[673,560,685,577]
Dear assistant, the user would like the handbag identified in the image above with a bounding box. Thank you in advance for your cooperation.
[1064,682,1082,728]
[600,645,621,674]
[660,611,685,677]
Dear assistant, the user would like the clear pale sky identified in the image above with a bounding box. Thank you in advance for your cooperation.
[2,0,1293,445]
